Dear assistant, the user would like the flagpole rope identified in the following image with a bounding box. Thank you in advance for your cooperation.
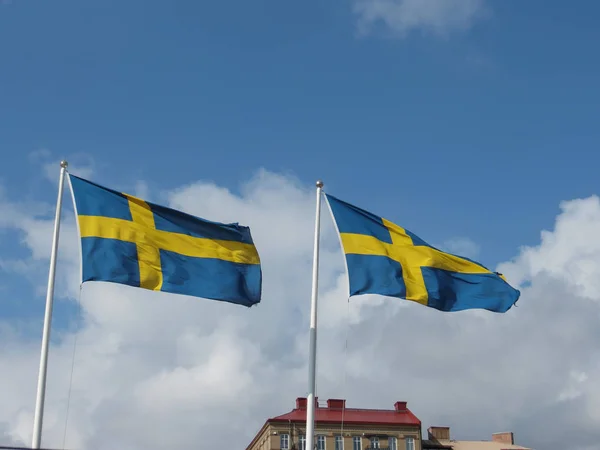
[62,284,83,450]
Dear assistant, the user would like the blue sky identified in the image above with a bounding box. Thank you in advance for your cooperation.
[3,0,600,265]
[2,2,600,448]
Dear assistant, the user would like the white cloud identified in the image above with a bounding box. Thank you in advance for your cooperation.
[353,0,488,37]
[439,236,481,260]
[1,168,600,449]
[499,196,600,300]
[28,148,96,185]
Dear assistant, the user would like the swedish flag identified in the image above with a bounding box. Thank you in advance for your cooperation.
[67,174,262,307]
[325,194,520,313]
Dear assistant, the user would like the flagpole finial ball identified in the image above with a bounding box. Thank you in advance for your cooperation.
[316,180,324,188]
[60,160,68,168]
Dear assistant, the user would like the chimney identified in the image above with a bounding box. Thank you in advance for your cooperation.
[296,397,319,409]
[428,427,450,441]
[327,399,346,409]
[394,401,407,412]
[492,432,514,445]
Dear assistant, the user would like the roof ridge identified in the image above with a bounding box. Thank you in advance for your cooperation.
[334,407,405,412]
[268,406,420,423]
[272,406,410,416]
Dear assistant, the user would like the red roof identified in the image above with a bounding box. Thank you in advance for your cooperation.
[268,398,421,427]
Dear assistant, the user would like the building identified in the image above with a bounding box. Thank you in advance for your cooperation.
[422,426,531,450]
[246,397,422,450]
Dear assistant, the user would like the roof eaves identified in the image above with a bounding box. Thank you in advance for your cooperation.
[244,420,270,450]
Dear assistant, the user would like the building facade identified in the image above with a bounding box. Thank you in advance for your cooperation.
[422,426,530,450]
[246,397,422,450]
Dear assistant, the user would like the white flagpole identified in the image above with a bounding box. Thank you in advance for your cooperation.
[32,160,68,449]
[306,180,323,450]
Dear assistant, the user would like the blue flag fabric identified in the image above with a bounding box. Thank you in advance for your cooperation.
[325,193,520,313]
[68,173,262,307]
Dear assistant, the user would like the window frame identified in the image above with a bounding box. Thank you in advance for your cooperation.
[388,437,397,450]
[317,434,326,450]
[405,436,415,450]
[352,436,362,450]
[280,433,289,450]
[298,434,306,450]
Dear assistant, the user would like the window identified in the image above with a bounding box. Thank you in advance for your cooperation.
[317,435,326,450]
[353,437,362,450]
[298,435,306,450]
[280,434,289,449]
[405,437,414,450]
[370,437,380,448]
[388,437,397,450]
[335,435,344,450]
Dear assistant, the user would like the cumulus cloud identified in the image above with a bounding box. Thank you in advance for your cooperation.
[29,149,97,185]
[439,236,481,260]
[353,0,489,37]
[0,166,600,450]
